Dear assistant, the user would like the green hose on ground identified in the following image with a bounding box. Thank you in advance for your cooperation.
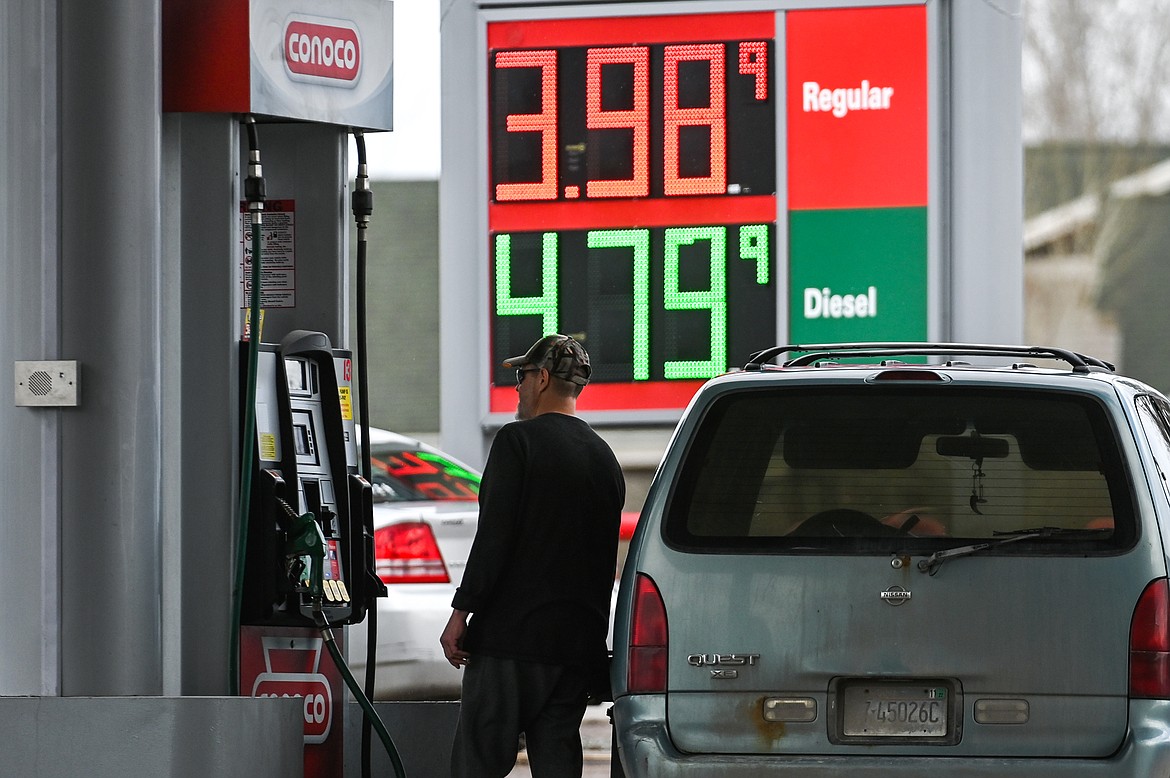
[318,614,408,777]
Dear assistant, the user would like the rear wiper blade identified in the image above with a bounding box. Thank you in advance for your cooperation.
[917,526,1110,575]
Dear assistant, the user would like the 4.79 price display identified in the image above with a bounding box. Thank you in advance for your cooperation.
[491,223,775,390]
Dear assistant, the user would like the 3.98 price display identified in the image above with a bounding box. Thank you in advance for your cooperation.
[490,37,774,201]
[486,13,778,414]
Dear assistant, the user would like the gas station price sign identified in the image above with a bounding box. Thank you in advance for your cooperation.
[486,13,777,414]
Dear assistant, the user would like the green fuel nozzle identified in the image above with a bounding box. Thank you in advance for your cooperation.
[285,511,327,599]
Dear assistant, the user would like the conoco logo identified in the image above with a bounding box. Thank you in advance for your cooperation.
[254,675,333,743]
[285,20,360,83]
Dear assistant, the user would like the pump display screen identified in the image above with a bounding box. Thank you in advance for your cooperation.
[285,358,316,395]
[291,411,319,466]
[487,13,778,413]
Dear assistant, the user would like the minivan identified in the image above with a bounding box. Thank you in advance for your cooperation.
[610,343,1170,776]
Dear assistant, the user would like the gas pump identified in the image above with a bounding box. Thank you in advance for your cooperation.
[161,2,405,774]
[241,330,377,628]
[239,328,402,777]
[232,127,402,778]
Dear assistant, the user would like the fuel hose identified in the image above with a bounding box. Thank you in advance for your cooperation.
[318,611,407,778]
[230,114,266,696]
[296,484,403,777]
[352,128,378,778]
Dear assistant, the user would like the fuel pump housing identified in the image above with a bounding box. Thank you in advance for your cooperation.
[242,329,377,628]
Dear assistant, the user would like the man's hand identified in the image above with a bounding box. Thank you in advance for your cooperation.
[440,609,471,668]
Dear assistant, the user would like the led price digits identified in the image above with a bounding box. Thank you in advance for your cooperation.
[490,39,772,201]
[662,226,726,377]
[586,230,651,379]
[485,13,778,412]
[663,45,726,196]
[585,47,649,198]
[494,50,559,201]
[494,224,771,382]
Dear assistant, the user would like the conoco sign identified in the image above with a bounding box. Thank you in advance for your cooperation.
[240,627,346,778]
[163,0,393,130]
[284,19,362,85]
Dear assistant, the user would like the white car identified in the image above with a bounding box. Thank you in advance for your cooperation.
[346,427,480,700]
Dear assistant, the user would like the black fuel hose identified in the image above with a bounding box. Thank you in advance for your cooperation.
[352,129,377,778]
[352,135,373,482]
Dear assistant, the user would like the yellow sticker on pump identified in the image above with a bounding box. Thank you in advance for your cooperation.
[338,386,353,420]
[259,432,278,462]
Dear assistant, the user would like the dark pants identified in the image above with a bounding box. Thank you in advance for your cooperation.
[451,654,590,778]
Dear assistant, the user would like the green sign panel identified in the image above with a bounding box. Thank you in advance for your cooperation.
[788,207,927,342]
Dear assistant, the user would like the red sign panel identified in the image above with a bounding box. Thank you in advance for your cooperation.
[786,5,928,211]
[240,626,344,778]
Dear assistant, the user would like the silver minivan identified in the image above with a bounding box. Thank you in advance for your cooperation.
[610,343,1170,776]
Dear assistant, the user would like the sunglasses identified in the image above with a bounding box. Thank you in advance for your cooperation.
[515,368,542,385]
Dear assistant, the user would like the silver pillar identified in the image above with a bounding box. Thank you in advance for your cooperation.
[59,0,164,695]
[0,0,63,696]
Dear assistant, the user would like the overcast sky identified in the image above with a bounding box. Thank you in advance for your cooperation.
[1021,0,1170,143]
[354,0,441,180]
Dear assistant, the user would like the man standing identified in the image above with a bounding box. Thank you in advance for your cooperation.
[441,334,626,777]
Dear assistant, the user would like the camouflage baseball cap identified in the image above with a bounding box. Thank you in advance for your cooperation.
[503,334,592,387]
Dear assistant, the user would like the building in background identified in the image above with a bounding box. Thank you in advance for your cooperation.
[1024,143,1170,392]
[349,181,442,434]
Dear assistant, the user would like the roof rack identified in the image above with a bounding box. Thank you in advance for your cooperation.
[743,342,1116,374]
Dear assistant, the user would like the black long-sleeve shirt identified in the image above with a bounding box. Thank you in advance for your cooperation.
[452,412,625,667]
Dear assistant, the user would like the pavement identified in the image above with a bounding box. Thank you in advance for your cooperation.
[507,703,612,777]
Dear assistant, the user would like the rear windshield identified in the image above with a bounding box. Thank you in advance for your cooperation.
[664,386,1136,552]
[370,445,481,502]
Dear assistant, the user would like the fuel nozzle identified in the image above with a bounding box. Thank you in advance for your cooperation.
[285,511,327,600]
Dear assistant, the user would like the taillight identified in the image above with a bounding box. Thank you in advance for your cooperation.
[374,522,450,584]
[1130,578,1170,698]
[628,573,668,693]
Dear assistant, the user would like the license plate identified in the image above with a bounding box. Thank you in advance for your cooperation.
[841,682,949,737]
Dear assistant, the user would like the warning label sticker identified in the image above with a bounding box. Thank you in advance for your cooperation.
[240,198,296,309]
